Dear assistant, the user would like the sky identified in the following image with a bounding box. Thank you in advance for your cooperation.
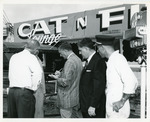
[2,0,149,24]
[3,4,120,24]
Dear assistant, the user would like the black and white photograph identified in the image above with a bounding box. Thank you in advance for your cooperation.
[1,0,150,121]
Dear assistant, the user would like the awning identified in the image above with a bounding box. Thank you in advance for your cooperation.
[3,42,58,53]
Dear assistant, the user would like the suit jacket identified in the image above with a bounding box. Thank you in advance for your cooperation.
[79,53,106,114]
[57,53,83,108]
[34,56,45,118]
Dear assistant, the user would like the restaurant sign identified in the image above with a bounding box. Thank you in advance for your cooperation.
[14,4,145,45]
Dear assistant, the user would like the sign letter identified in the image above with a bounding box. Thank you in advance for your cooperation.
[50,16,68,33]
[76,16,87,30]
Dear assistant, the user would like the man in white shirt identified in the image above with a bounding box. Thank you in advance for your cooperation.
[8,39,42,118]
[95,35,138,118]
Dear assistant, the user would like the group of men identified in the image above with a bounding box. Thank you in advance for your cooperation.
[7,36,138,118]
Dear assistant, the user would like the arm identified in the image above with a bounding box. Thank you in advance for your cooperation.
[29,55,43,91]
[88,58,106,116]
[113,54,138,112]
[57,60,74,88]
[113,93,130,112]
[90,58,106,107]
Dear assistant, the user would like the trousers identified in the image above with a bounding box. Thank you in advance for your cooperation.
[34,86,44,118]
[7,87,35,118]
[60,105,82,118]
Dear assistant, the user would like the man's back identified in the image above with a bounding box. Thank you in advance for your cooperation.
[9,50,32,87]
[9,49,42,90]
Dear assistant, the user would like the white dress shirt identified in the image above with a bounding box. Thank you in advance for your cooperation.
[87,51,96,63]
[82,51,96,68]
[9,49,42,91]
[106,50,138,118]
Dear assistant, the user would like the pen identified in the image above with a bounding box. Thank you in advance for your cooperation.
[59,68,63,72]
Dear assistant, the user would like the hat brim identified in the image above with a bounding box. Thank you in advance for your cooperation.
[95,35,115,45]
[94,42,102,46]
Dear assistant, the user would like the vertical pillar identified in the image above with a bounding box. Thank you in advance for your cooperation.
[140,62,146,118]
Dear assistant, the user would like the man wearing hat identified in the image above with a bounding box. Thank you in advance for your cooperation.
[95,35,138,118]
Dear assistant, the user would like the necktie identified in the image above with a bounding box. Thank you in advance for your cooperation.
[84,60,88,69]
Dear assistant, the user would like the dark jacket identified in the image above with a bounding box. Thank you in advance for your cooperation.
[79,53,106,117]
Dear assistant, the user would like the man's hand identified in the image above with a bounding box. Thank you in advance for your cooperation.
[88,106,96,116]
[54,70,61,76]
[48,74,59,79]
[49,70,61,79]
[112,99,125,112]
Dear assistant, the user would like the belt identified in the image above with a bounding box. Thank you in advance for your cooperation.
[10,87,34,94]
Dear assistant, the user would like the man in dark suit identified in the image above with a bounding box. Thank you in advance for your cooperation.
[78,38,107,118]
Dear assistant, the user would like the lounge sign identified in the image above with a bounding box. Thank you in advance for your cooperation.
[17,17,68,45]
[14,4,145,45]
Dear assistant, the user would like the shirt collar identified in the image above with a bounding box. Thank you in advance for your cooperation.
[87,51,96,63]
[67,52,74,59]
[109,50,119,60]
[23,49,31,54]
